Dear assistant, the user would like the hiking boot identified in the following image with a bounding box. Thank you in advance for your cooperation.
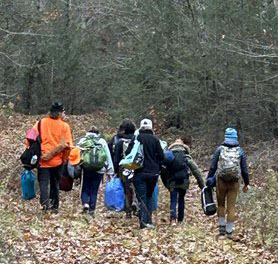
[88,210,95,218]
[177,216,184,223]
[140,223,147,229]
[51,209,59,214]
[226,231,233,240]
[219,225,226,236]
[50,207,59,214]
[49,203,59,212]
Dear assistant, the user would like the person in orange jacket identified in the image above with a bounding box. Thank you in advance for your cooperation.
[34,102,73,212]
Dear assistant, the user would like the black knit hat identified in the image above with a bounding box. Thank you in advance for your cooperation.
[50,102,65,112]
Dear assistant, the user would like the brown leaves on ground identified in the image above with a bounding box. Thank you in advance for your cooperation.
[1,184,277,264]
[0,110,277,263]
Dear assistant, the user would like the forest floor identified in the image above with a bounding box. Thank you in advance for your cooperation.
[0,110,277,264]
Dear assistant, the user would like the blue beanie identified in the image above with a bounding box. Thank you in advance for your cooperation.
[224,128,238,144]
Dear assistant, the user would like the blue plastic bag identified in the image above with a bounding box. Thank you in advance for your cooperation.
[152,183,159,211]
[21,170,36,200]
[105,177,125,211]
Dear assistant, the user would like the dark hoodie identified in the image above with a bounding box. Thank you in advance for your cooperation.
[108,131,126,162]
[207,142,249,185]
[113,133,134,173]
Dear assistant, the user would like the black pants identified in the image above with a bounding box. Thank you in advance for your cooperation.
[38,165,62,209]
[133,172,158,227]
[170,188,187,222]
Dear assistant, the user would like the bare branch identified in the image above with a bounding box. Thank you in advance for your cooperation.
[0,51,31,68]
[0,27,55,38]
[214,38,278,59]
[0,92,18,98]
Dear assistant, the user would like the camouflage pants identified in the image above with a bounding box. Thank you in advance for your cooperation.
[119,169,134,213]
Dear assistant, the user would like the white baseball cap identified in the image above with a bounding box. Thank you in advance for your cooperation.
[140,118,153,129]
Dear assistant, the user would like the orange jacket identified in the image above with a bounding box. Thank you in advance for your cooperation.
[34,116,73,168]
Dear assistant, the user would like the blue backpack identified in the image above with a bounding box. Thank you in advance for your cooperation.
[21,170,36,200]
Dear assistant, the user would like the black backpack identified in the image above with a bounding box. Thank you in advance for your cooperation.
[20,121,42,170]
[112,135,120,153]
[166,150,189,184]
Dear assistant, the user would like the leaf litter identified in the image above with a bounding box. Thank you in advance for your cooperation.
[0,110,277,263]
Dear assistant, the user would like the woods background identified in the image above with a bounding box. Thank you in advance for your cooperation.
[1,0,278,143]
[1,2,278,262]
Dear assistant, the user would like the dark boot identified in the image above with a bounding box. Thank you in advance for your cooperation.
[88,209,95,218]
[219,225,226,236]
[226,231,233,240]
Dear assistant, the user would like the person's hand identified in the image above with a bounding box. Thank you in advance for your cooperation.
[242,185,248,193]
[206,177,216,187]
[106,173,113,181]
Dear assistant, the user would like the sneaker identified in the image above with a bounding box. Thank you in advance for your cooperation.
[82,204,89,214]
[140,223,155,230]
[219,225,226,236]
[226,231,233,240]
[145,223,155,230]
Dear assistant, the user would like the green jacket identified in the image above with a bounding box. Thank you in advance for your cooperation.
[163,144,205,191]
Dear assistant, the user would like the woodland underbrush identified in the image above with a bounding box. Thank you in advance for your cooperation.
[0,199,20,263]
[238,171,278,253]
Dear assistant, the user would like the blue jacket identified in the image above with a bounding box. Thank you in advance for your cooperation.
[207,142,249,185]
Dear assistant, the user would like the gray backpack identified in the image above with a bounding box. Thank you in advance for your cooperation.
[217,146,241,182]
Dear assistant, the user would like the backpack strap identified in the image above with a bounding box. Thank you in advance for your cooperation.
[37,120,42,143]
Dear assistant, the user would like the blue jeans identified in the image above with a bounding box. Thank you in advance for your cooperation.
[133,172,158,227]
[81,170,103,210]
[170,188,187,222]
[38,165,62,209]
